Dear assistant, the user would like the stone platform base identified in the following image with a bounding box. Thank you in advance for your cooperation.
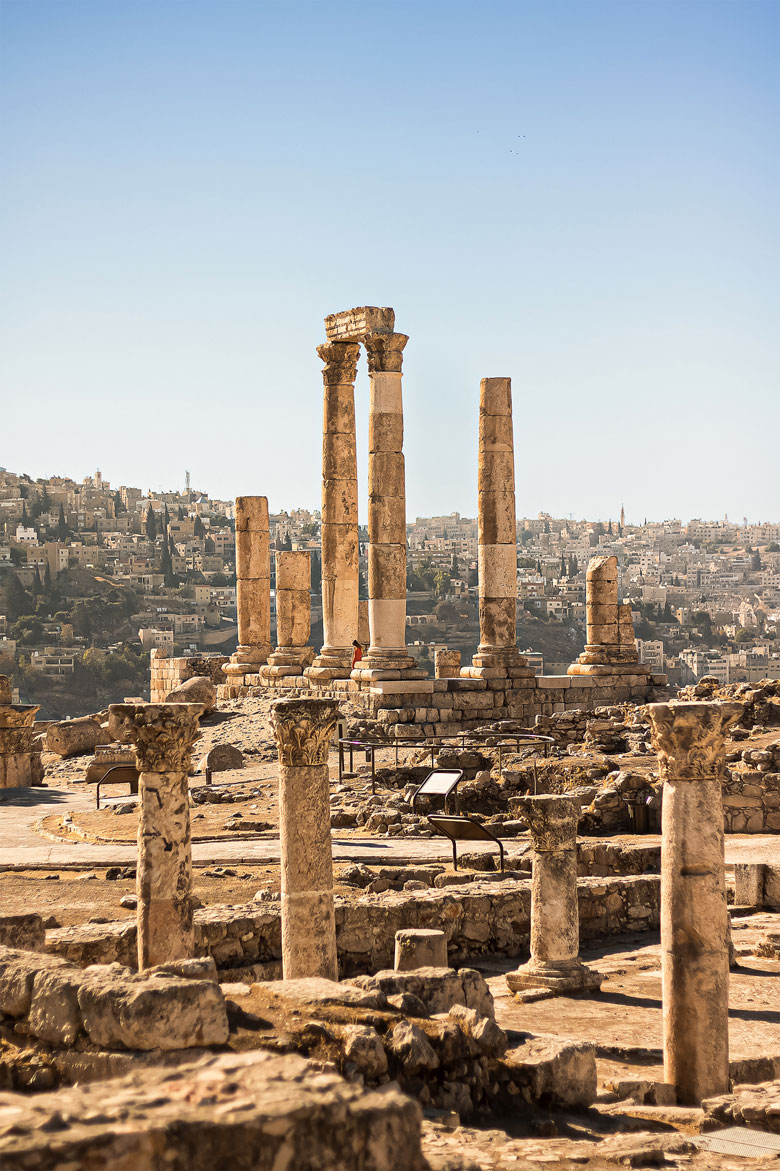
[506,960,603,997]
[0,1050,425,1171]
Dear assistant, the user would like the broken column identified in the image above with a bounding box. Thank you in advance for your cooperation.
[307,342,360,680]
[569,557,647,676]
[471,378,524,673]
[435,648,461,679]
[272,696,340,980]
[266,551,314,674]
[394,928,448,971]
[358,331,415,675]
[506,795,601,995]
[109,702,203,970]
[647,699,742,1104]
[224,496,272,678]
[0,677,42,788]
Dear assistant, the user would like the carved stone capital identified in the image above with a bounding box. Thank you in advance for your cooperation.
[0,704,39,732]
[647,700,743,782]
[108,703,203,773]
[317,341,359,386]
[271,697,340,767]
[364,332,408,374]
[515,794,578,853]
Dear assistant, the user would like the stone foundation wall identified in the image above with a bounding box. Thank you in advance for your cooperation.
[46,875,660,978]
[722,770,780,833]
[150,652,229,703]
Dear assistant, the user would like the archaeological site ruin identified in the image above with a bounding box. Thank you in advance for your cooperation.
[3,306,780,1170]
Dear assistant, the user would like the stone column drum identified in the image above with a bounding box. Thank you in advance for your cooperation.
[267,551,314,673]
[359,332,415,673]
[271,697,341,980]
[472,378,523,671]
[647,699,742,1105]
[0,700,42,788]
[308,343,360,680]
[506,795,601,995]
[109,702,203,970]
[225,496,272,677]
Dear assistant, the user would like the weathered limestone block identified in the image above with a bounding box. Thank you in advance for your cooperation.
[0,947,73,1017]
[435,648,462,678]
[165,673,216,712]
[109,703,202,970]
[77,967,229,1050]
[28,965,84,1044]
[46,716,108,758]
[504,1038,598,1107]
[506,795,601,995]
[324,305,395,342]
[272,697,340,979]
[0,1050,426,1171]
[350,967,495,1019]
[394,928,448,971]
[0,913,45,951]
[647,699,742,1105]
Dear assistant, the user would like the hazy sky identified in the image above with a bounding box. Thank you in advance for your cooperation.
[1,0,778,526]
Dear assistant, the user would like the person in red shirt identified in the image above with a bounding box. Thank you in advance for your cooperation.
[351,640,363,669]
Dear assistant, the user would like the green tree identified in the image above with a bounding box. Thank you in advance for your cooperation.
[32,567,42,596]
[5,574,31,621]
[57,504,69,541]
[751,550,762,571]
[112,491,125,515]
[145,507,157,540]
[44,562,52,592]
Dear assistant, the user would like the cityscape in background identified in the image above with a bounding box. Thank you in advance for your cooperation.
[1,463,778,718]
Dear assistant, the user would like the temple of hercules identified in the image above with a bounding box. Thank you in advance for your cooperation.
[196,305,664,727]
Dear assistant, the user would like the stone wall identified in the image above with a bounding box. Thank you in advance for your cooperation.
[722,769,780,833]
[46,875,660,978]
[150,651,229,703]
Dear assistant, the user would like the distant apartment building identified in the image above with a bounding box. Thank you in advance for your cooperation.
[636,639,665,672]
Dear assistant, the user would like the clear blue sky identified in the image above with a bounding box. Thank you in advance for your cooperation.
[1,0,777,526]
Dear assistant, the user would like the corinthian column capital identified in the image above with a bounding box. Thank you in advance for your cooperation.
[515,794,578,853]
[271,697,340,766]
[316,341,360,385]
[364,332,408,374]
[109,703,203,773]
[647,700,743,782]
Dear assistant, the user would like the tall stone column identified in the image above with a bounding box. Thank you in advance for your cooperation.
[224,496,272,677]
[0,698,42,788]
[267,551,314,674]
[272,697,340,980]
[506,795,601,995]
[308,342,360,680]
[358,331,415,674]
[647,699,742,1104]
[472,378,523,671]
[109,702,203,971]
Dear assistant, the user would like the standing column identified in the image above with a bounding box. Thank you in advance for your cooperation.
[109,702,203,970]
[472,378,522,671]
[646,699,742,1104]
[267,551,314,674]
[308,343,360,680]
[358,331,415,673]
[272,697,340,980]
[0,700,42,788]
[506,795,601,994]
[225,496,272,677]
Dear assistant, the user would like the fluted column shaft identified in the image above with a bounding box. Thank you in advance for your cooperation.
[109,702,202,970]
[474,378,520,669]
[647,699,742,1105]
[272,697,340,980]
[225,496,271,676]
[311,343,360,677]
[361,332,414,670]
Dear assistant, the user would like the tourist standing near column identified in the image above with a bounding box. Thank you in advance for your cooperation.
[225,496,272,678]
[358,331,415,674]
[647,699,742,1105]
[308,342,360,680]
[109,702,203,970]
[272,697,340,980]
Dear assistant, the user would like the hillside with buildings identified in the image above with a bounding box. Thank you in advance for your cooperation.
[1,466,778,715]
